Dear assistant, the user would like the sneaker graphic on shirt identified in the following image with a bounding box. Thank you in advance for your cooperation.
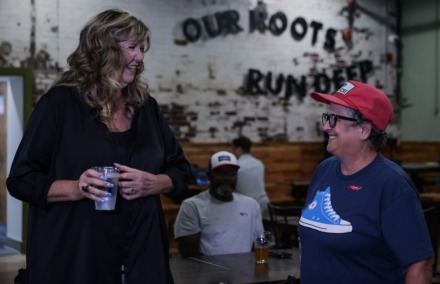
[299,186,352,233]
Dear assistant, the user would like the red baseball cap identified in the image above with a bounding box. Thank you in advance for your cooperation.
[311,80,393,131]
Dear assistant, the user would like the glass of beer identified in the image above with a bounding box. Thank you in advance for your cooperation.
[254,232,270,264]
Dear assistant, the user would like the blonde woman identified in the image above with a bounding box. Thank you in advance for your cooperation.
[7,9,190,284]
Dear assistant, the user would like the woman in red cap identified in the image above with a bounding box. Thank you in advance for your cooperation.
[299,80,434,283]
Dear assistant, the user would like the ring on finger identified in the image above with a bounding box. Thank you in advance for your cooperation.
[82,184,89,193]
[130,188,137,195]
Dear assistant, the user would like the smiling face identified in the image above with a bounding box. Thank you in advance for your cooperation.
[323,103,363,160]
[118,40,146,87]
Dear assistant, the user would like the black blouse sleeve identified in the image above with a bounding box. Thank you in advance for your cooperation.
[148,97,192,197]
[6,88,61,209]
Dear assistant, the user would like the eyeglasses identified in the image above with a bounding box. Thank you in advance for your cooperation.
[322,113,358,128]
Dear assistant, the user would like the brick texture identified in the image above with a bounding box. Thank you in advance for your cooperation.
[0,0,398,142]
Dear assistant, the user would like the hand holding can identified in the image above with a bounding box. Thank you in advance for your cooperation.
[92,166,119,210]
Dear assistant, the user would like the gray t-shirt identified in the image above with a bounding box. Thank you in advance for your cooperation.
[174,191,264,255]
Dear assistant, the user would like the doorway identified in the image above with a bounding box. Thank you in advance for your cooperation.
[0,68,33,253]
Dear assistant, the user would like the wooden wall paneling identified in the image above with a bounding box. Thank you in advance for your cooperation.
[164,141,440,208]
[164,141,440,254]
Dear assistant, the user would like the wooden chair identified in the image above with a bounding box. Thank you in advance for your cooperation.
[267,203,303,249]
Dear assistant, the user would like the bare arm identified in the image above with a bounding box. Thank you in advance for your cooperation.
[176,233,202,258]
[405,258,434,284]
[115,163,174,200]
[47,169,114,202]
[47,180,84,202]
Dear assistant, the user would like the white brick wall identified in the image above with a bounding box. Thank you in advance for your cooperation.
[0,0,398,142]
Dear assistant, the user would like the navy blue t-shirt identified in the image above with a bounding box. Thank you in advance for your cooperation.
[298,154,434,284]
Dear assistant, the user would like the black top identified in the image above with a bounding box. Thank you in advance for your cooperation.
[7,86,191,284]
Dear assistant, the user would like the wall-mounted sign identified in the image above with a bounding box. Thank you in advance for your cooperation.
[246,60,373,100]
[182,5,339,51]
[180,3,377,100]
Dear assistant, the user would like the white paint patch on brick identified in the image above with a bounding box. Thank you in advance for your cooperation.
[0,0,398,142]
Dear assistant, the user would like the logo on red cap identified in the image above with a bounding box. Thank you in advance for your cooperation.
[336,82,355,95]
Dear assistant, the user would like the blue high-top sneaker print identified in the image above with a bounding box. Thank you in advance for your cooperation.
[299,186,352,233]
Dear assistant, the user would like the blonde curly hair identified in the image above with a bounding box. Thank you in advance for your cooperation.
[55,8,151,131]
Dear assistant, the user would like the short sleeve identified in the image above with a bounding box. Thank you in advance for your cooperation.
[174,200,201,239]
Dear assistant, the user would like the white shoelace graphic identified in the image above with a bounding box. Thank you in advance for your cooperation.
[323,192,340,223]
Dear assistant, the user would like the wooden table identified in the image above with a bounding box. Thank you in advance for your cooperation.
[170,248,300,284]
[187,184,207,191]
[401,162,440,192]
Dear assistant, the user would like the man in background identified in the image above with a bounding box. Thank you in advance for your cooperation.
[232,136,270,220]
[174,151,264,257]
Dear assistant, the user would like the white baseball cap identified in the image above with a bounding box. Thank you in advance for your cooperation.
[208,151,240,171]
